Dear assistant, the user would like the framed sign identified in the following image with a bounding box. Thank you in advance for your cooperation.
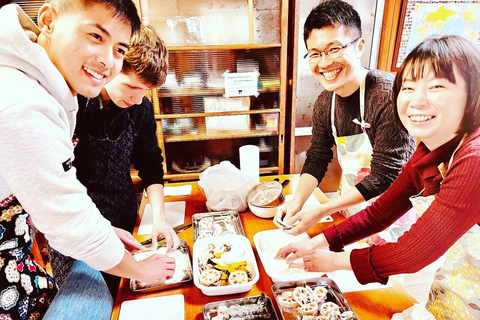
[378,0,480,72]
[223,70,259,98]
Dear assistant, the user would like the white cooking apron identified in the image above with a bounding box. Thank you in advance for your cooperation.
[331,78,373,217]
[408,136,480,319]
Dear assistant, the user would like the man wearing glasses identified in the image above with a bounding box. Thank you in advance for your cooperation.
[276,0,416,239]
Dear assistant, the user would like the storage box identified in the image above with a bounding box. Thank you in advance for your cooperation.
[204,97,250,131]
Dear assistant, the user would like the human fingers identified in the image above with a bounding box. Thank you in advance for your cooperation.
[274,244,295,260]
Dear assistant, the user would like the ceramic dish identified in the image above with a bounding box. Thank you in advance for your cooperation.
[130,240,192,292]
[272,277,358,320]
[253,229,324,283]
[193,234,259,296]
[192,211,245,242]
[202,294,279,320]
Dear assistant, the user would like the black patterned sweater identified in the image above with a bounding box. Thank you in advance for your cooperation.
[301,69,416,200]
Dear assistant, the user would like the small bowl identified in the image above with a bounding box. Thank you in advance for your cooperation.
[248,202,281,219]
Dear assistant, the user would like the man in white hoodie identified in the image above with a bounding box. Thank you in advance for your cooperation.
[0,1,175,319]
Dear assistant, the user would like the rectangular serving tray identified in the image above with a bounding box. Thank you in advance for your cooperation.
[272,277,359,320]
[130,240,193,292]
[192,210,245,242]
[202,294,279,320]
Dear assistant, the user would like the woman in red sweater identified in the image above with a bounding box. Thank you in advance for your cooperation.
[276,34,480,319]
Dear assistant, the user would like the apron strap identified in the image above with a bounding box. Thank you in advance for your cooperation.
[331,76,370,139]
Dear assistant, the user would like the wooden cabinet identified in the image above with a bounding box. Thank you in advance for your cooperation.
[136,0,289,181]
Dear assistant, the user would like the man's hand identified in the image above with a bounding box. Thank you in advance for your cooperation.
[113,227,143,253]
[137,254,176,284]
[274,199,303,229]
[151,219,180,253]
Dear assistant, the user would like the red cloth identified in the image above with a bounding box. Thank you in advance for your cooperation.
[323,127,480,284]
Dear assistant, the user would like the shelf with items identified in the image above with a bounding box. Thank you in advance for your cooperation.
[138,0,288,181]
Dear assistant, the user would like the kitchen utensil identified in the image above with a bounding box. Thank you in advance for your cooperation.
[246,179,290,208]
[248,202,279,219]
[141,222,192,245]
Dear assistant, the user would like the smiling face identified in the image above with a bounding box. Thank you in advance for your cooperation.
[38,3,132,97]
[397,65,467,150]
[306,24,365,97]
[102,71,153,108]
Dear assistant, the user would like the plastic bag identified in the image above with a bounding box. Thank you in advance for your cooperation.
[198,161,257,212]
[391,304,435,320]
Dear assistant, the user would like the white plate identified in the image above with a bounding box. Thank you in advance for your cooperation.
[193,234,259,296]
[253,229,324,283]
[118,294,184,320]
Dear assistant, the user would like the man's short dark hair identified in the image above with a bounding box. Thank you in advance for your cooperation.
[303,0,362,47]
[47,0,140,34]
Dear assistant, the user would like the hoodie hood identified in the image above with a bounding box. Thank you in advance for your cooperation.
[0,4,76,114]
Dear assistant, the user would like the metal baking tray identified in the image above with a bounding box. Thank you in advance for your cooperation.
[192,211,245,242]
[272,277,358,320]
[202,293,279,320]
[130,240,193,292]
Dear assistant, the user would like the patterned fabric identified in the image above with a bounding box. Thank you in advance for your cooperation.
[0,196,57,320]
[427,225,480,320]
[330,79,373,217]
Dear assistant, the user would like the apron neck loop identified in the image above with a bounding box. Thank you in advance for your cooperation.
[331,76,369,136]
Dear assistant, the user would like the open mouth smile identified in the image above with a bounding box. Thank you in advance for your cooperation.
[321,68,341,81]
[409,115,435,123]
[83,66,106,81]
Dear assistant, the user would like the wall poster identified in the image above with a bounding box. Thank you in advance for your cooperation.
[394,1,480,70]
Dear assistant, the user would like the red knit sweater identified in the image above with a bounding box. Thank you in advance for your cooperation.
[323,127,480,284]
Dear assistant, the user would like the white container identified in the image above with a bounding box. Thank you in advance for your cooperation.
[193,234,259,296]
[239,145,260,183]
[253,229,324,283]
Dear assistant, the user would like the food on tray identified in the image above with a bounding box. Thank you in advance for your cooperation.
[131,241,192,291]
[205,294,276,320]
[255,230,314,279]
[195,213,242,240]
[197,242,252,287]
[275,285,356,320]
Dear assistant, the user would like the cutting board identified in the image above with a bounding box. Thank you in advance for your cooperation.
[118,294,184,320]
[137,201,186,235]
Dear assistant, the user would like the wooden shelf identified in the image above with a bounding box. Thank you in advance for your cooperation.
[168,43,282,51]
[164,129,278,142]
[155,108,280,119]
[164,166,279,181]
[157,86,280,98]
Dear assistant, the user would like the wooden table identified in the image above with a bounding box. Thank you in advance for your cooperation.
[111,174,417,320]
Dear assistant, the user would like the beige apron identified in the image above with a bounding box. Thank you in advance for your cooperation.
[409,136,480,319]
[331,78,373,217]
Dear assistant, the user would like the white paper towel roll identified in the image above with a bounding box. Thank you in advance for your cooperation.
[239,145,259,183]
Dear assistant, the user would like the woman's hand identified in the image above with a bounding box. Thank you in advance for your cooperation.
[137,254,176,284]
[113,227,143,253]
[303,250,352,273]
[274,240,318,262]
[151,219,180,253]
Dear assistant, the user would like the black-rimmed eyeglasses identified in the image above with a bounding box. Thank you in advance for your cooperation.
[304,37,361,63]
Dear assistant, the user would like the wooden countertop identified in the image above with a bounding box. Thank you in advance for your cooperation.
[111,174,416,320]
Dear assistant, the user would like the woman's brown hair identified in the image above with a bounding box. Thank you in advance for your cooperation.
[393,34,480,134]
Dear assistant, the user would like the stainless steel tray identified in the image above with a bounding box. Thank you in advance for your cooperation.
[272,277,358,320]
[192,211,245,242]
[203,293,279,320]
[130,240,193,292]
